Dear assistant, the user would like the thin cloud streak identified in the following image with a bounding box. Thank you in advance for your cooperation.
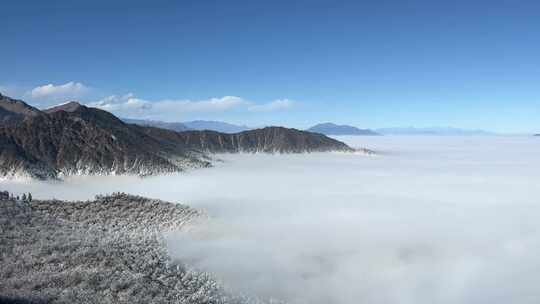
[88,94,295,120]
[248,99,294,112]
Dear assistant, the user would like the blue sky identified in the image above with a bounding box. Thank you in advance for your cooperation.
[1,0,539,132]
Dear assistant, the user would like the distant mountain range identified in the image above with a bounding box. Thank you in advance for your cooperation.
[307,123,379,136]
[123,119,502,137]
[183,120,251,133]
[123,118,250,133]
[0,93,352,179]
[122,118,190,132]
[375,127,496,136]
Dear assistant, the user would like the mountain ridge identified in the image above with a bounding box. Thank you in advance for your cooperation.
[0,93,41,126]
[123,118,251,133]
[183,120,251,133]
[43,101,85,113]
[142,126,352,154]
[0,95,353,179]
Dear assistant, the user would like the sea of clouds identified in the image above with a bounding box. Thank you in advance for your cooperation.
[3,136,540,304]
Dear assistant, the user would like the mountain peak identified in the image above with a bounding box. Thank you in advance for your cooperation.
[44,101,84,113]
[317,122,341,127]
[0,94,42,125]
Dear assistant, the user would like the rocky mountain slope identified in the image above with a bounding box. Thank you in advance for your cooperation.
[0,93,41,126]
[0,193,268,304]
[142,127,353,154]
[307,123,379,136]
[0,95,353,179]
[0,101,208,179]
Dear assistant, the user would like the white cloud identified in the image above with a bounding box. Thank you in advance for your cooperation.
[248,99,294,112]
[4,80,295,117]
[88,94,293,120]
[29,82,90,101]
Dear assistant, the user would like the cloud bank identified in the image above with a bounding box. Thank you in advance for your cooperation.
[3,136,540,303]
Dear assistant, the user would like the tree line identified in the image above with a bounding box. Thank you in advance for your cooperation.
[0,190,33,202]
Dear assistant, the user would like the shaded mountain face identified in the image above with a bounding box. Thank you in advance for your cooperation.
[308,123,379,136]
[0,101,209,179]
[0,93,41,126]
[0,95,352,179]
[143,126,353,154]
[122,118,190,132]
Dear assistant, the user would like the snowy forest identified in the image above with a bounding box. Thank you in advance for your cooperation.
[0,192,281,304]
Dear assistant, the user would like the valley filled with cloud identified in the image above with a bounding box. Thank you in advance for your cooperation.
[3,136,540,304]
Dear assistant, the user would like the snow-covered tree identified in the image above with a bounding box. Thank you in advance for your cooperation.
[0,193,270,304]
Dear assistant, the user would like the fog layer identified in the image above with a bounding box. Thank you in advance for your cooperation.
[3,136,540,303]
